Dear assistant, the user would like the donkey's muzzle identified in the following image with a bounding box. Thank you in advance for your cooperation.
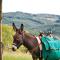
[12,47,16,51]
[12,45,17,51]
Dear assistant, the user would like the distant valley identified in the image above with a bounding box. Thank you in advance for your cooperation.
[2,12,60,37]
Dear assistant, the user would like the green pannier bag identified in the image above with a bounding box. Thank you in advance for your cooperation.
[41,36,60,60]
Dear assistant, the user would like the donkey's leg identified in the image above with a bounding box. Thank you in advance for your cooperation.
[32,57,37,60]
[32,55,37,60]
[39,50,43,60]
[39,57,43,60]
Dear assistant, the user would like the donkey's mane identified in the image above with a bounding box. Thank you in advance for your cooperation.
[24,31,34,39]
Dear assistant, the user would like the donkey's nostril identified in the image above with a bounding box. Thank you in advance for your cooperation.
[12,47,16,51]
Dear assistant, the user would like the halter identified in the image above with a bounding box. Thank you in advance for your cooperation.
[12,31,24,48]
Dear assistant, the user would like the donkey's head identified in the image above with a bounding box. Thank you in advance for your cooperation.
[12,23,24,51]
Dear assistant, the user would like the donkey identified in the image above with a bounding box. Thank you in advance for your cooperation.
[12,23,42,60]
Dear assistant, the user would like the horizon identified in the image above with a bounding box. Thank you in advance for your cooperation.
[2,11,60,16]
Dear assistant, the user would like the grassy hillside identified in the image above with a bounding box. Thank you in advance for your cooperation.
[2,12,60,37]
[2,24,14,48]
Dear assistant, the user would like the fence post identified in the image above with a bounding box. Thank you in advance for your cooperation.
[0,0,2,60]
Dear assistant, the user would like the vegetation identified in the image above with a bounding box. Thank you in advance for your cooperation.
[2,24,14,48]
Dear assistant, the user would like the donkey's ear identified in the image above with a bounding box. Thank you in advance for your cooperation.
[20,24,24,31]
[12,23,17,31]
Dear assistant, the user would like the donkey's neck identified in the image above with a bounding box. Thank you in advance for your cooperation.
[23,37,36,51]
[22,31,37,51]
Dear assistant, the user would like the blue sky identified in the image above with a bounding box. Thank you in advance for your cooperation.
[2,0,60,15]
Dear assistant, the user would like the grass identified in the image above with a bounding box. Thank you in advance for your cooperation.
[2,24,14,47]
[3,51,32,60]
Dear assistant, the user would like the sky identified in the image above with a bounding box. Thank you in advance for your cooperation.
[2,0,60,15]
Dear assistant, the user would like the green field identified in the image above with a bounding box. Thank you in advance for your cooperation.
[3,51,32,60]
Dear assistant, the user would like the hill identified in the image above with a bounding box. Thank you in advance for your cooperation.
[2,12,60,37]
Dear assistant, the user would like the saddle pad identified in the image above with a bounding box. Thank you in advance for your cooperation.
[41,36,60,50]
[41,36,60,60]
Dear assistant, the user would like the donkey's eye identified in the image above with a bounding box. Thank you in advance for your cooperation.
[17,38,19,40]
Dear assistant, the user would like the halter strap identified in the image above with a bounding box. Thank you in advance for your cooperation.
[36,36,42,50]
[29,36,42,53]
